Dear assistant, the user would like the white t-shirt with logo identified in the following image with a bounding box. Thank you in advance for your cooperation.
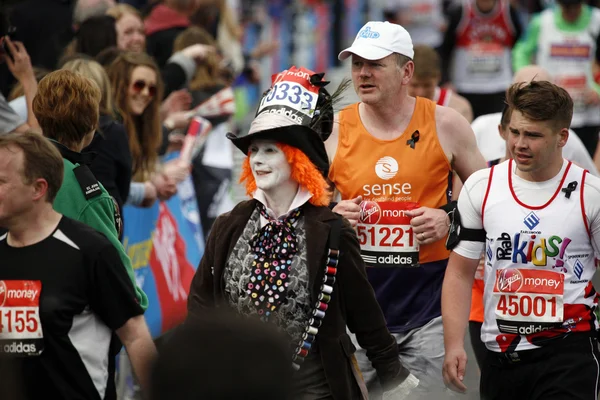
[455,160,600,351]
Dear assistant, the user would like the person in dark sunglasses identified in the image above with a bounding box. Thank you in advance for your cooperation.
[107,51,178,206]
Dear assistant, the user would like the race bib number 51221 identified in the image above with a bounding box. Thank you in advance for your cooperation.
[358,201,420,268]
[0,280,44,356]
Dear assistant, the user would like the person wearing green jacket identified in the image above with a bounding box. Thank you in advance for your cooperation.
[32,69,148,310]
[512,0,600,156]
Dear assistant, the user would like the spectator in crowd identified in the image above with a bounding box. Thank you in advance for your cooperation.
[190,0,244,77]
[62,58,133,213]
[1,37,39,132]
[32,69,148,309]
[439,0,523,118]
[512,0,600,157]
[60,15,118,64]
[100,5,217,101]
[7,66,49,123]
[107,51,178,206]
[145,0,200,68]
[96,45,124,66]
[173,26,227,105]
[173,26,234,237]
[0,0,72,95]
[107,4,145,53]
[0,91,23,134]
[190,0,277,83]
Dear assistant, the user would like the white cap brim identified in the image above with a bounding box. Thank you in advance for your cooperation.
[338,44,394,61]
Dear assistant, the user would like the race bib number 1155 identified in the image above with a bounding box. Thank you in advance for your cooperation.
[0,280,44,356]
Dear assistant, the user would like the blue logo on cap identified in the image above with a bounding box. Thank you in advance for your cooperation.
[358,27,380,39]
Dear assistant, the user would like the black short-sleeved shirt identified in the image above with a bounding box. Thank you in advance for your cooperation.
[0,217,144,400]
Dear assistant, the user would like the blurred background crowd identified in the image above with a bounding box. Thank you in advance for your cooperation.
[0,0,599,398]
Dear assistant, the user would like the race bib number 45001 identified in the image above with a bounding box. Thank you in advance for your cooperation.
[358,201,420,268]
[493,269,564,336]
[0,280,44,356]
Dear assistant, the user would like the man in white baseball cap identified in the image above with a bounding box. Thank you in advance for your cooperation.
[338,21,414,61]
[326,20,486,398]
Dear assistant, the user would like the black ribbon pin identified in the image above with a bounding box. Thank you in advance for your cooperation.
[406,130,420,149]
[561,181,578,199]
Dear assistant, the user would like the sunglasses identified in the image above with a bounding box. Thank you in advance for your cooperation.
[131,80,157,97]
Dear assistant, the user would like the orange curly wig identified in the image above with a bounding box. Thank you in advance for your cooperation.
[239,143,332,207]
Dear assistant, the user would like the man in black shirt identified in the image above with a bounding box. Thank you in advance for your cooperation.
[0,132,156,400]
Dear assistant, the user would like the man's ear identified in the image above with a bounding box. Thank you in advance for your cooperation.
[498,124,507,141]
[402,61,414,85]
[31,178,49,202]
[557,128,569,148]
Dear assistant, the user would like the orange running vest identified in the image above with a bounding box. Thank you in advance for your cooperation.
[329,98,452,265]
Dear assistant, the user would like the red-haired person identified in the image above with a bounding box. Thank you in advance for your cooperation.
[187,68,419,399]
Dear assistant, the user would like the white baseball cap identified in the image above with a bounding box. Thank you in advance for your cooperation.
[338,21,414,61]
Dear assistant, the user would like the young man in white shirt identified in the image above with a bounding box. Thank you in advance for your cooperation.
[442,80,600,399]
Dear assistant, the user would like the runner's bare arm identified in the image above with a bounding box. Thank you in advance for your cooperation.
[326,114,345,204]
[441,175,486,392]
[437,106,486,183]
[325,113,340,165]
[441,251,479,393]
[116,315,157,395]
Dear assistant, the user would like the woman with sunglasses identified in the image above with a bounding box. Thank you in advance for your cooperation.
[107,51,178,206]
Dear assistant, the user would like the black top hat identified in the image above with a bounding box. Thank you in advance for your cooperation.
[226,67,334,177]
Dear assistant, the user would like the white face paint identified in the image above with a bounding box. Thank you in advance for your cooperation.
[249,140,293,193]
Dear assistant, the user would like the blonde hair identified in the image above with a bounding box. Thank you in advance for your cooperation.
[106,3,142,20]
[106,51,163,181]
[62,58,115,117]
[173,26,226,90]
